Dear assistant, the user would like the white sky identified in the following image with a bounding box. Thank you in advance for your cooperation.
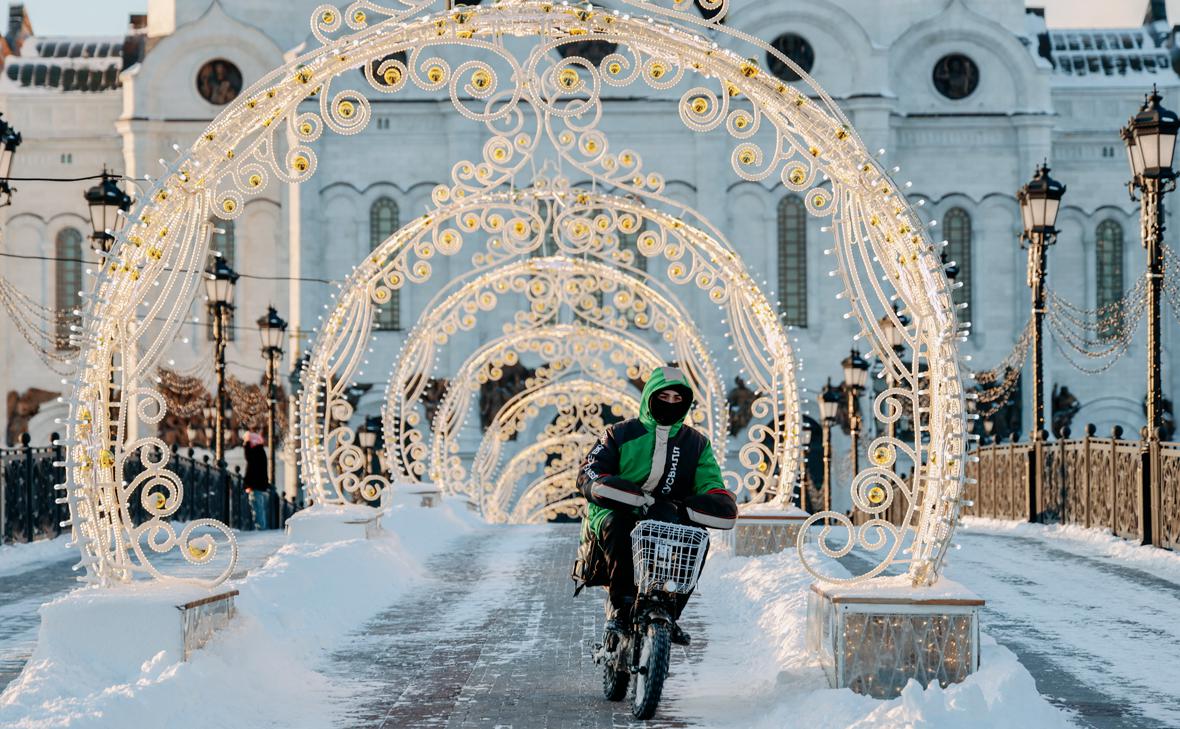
[4,0,1176,36]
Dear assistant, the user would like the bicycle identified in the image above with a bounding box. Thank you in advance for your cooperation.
[592,519,710,719]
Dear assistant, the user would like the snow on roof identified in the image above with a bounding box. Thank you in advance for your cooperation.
[1041,27,1176,85]
[1,34,127,93]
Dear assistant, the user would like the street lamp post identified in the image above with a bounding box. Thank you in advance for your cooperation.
[841,348,870,480]
[818,380,841,514]
[358,415,381,485]
[84,169,132,253]
[201,403,215,449]
[797,424,812,511]
[0,113,22,207]
[204,257,238,520]
[1122,86,1179,440]
[258,306,287,526]
[1017,163,1067,444]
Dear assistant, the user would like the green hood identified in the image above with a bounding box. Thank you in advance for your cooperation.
[638,366,695,433]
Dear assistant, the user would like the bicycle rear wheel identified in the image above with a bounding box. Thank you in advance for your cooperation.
[631,622,671,719]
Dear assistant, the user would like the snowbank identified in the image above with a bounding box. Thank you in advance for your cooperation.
[0,534,74,578]
[963,516,1180,583]
[0,497,481,729]
[672,542,1073,729]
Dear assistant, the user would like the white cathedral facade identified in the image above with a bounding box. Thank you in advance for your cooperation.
[1,0,1177,468]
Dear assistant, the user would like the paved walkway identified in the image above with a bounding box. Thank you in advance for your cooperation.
[325,524,707,728]
[840,528,1180,729]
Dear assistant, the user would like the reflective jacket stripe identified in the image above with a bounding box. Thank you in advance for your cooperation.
[686,507,736,530]
[640,425,670,494]
[592,482,650,507]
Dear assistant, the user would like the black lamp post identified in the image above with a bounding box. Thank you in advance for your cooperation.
[1017,163,1066,443]
[818,379,841,514]
[358,415,382,479]
[201,403,215,449]
[1122,85,1179,441]
[841,348,870,480]
[204,257,238,468]
[0,113,22,207]
[83,169,132,253]
[797,424,813,511]
[258,305,287,525]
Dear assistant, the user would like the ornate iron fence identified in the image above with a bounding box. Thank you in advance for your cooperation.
[966,425,1179,550]
[1,434,295,544]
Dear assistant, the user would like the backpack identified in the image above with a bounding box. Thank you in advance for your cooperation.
[570,532,610,597]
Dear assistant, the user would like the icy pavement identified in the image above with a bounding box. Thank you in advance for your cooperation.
[836,521,1180,729]
[325,523,704,728]
[0,529,286,694]
[325,523,1065,728]
[949,524,1180,729]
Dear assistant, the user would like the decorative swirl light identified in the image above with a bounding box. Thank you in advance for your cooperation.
[61,0,965,588]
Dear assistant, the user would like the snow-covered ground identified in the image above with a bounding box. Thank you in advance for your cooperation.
[0,500,482,728]
[0,535,74,579]
[8,510,1175,728]
[664,541,1072,728]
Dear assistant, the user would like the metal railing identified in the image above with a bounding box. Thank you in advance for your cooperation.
[1,433,299,545]
[964,426,1180,551]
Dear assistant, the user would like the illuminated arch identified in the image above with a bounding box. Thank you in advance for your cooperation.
[64,0,967,588]
[476,378,639,522]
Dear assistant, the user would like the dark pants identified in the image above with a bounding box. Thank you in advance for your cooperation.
[599,503,698,619]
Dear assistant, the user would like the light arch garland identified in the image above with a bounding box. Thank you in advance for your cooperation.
[62,0,967,588]
[490,434,597,523]
[300,179,804,509]
[475,377,640,522]
[389,257,724,483]
[424,323,664,505]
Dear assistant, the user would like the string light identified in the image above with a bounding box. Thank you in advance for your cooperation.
[61,0,964,590]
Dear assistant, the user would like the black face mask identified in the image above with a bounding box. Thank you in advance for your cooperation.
[649,388,693,426]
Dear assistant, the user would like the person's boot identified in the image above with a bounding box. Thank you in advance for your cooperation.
[670,622,691,646]
[604,597,633,635]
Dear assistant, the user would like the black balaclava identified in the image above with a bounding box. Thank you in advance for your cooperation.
[649,385,694,426]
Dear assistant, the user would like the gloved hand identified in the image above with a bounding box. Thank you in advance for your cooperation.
[685,489,738,530]
[644,499,681,524]
[588,475,654,510]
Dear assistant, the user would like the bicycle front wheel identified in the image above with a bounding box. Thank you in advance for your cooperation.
[631,622,671,719]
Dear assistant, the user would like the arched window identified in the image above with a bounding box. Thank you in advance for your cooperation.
[207,218,236,341]
[1096,219,1124,340]
[371,197,400,330]
[54,227,84,350]
[777,196,807,327]
[943,207,972,322]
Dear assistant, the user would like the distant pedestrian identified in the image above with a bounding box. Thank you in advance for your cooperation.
[242,431,271,530]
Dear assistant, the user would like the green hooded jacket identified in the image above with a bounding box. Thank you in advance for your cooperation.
[576,366,727,537]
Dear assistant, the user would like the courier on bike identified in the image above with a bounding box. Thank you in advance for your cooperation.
[571,366,737,718]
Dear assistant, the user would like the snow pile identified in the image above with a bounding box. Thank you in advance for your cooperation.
[0,534,74,578]
[672,542,1073,729]
[964,516,1180,583]
[0,498,481,729]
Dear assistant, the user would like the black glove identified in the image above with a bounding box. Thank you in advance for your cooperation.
[644,499,681,523]
[685,489,738,530]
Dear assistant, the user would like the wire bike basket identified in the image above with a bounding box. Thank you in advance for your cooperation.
[630,520,710,596]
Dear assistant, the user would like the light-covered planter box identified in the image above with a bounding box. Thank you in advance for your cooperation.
[720,505,808,556]
[807,576,983,699]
